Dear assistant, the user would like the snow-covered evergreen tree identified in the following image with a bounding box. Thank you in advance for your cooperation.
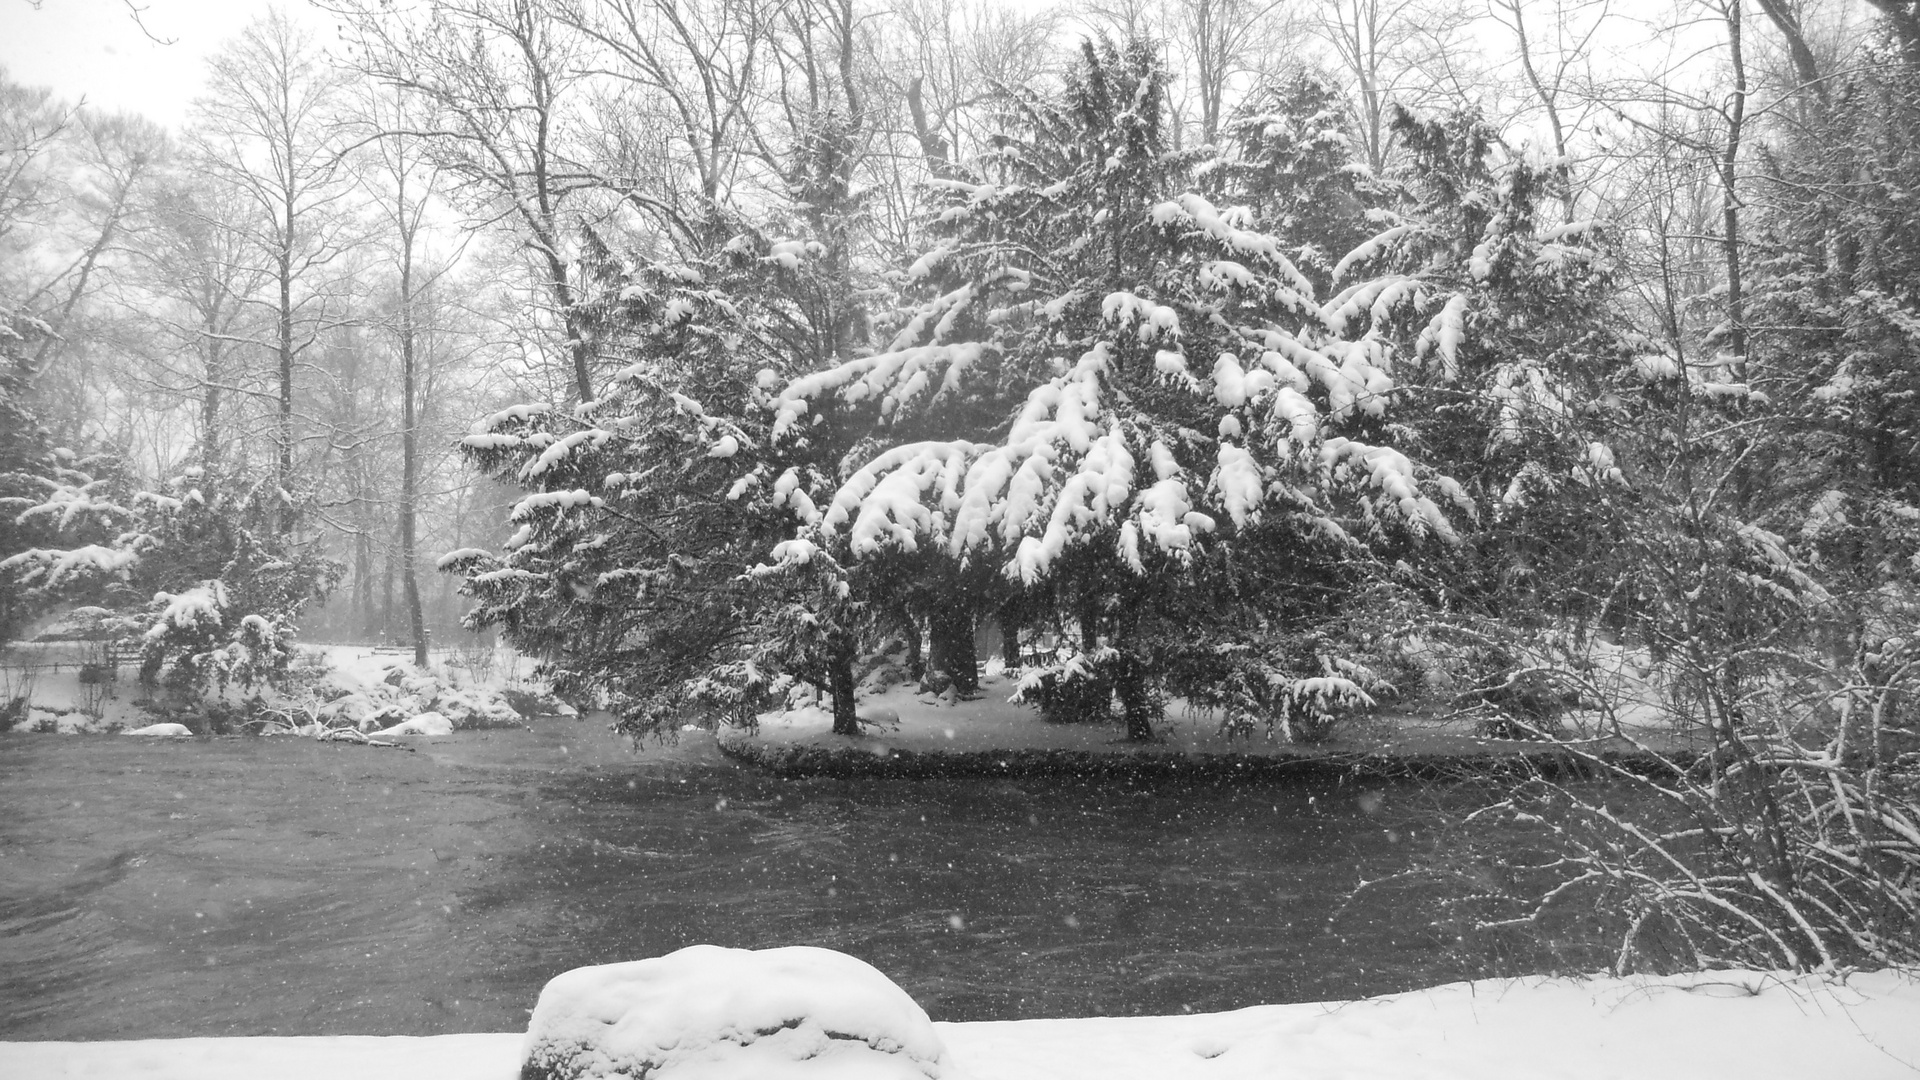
[0,308,60,641]
[1,463,338,691]
[1211,74,1378,294]
[1742,57,1920,628]
[1323,106,1631,621]
[756,39,1465,741]
[446,223,876,736]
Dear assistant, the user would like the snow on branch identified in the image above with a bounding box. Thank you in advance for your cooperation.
[762,238,826,271]
[891,284,978,350]
[820,441,978,556]
[771,342,989,440]
[1535,219,1599,243]
[1414,294,1469,379]
[1103,292,1182,340]
[0,543,141,589]
[1320,437,1458,542]
[519,428,614,481]
[509,489,600,522]
[1322,275,1423,336]
[435,547,494,571]
[1213,443,1265,528]
[1332,223,1420,282]
[1154,193,1317,301]
[469,402,551,435]
[145,582,227,642]
[12,481,131,532]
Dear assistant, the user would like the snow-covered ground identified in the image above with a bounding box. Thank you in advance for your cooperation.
[726,666,1678,763]
[0,640,558,735]
[5,968,1916,1079]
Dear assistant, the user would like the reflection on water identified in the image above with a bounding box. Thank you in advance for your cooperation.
[0,727,1492,1039]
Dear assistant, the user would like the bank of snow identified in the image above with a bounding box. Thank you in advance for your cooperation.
[5,969,1916,1079]
[0,640,559,735]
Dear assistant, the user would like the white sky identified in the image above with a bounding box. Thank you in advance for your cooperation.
[1,0,331,128]
[0,0,1746,140]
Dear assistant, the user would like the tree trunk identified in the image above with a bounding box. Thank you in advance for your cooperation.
[1753,0,1826,102]
[277,242,295,536]
[354,528,374,636]
[928,603,977,694]
[1720,0,1749,363]
[1719,0,1754,513]
[199,346,222,476]
[1114,651,1157,742]
[828,647,860,736]
[399,206,429,669]
[904,77,951,177]
[999,606,1022,670]
[902,610,924,680]
[382,536,396,643]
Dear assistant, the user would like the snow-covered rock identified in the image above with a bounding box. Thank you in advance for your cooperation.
[520,945,949,1080]
[122,722,194,737]
[316,692,383,729]
[369,713,454,738]
[433,686,522,728]
[313,654,540,731]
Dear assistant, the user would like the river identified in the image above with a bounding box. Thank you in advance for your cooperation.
[0,725,1507,1040]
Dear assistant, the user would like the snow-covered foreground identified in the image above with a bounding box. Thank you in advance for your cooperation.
[7,969,1918,1079]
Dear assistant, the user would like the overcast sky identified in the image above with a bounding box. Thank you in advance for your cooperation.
[1,0,1738,145]
[2,0,329,127]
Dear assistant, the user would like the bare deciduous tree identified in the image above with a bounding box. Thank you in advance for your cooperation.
[192,9,357,533]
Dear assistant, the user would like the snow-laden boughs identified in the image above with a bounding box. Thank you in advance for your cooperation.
[1,462,337,691]
[1301,106,1639,627]
[445,222,881,737]
[1,303,103,642]
[1210,74,1381,295]
[753,39,1464,740]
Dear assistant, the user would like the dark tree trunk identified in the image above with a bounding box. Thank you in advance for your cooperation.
[399,219,429,669]
[382,539,396,643]
[905,77,951,177]
[1114,651,1157,742]
[928,603,977,694]
[999,607,1022,670]
[902,611,924,680]
[828,647,860,736]
[276,248,295,536]
[354,528,374,637]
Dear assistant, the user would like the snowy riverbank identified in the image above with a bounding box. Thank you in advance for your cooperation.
[6,968,1918,1079]
[718,669,1691,779]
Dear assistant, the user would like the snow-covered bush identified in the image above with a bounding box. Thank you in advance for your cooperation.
[1276,675,1377,744]
[1012,644,1125,725]
[1,464,338,694]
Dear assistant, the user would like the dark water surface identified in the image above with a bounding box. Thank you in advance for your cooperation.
[0,726,1497,1039]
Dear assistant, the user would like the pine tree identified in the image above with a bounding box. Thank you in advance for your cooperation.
[1324,106,1629,622]
[446,223,872,735]
[757,38,1464,741]
[1212,74,1378,294]
[0,310,59,641]
[1743,56,1920,640]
